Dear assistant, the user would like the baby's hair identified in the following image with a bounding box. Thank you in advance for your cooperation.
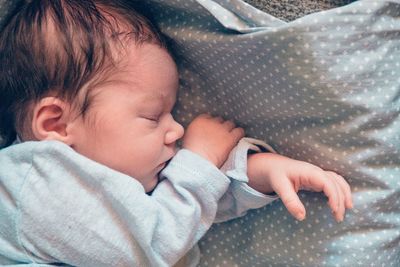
[0,0,166,147]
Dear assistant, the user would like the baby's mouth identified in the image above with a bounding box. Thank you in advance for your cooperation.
[160,159,172,171]
[157,159,172,175]
[151,157,174,194]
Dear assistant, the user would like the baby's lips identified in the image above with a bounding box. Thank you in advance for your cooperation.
[160,156,174,170]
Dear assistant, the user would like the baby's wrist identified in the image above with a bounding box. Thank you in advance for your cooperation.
[247,153,274,194]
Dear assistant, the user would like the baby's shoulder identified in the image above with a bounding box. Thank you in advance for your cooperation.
[1,140,73,163]
[0,140,74,191]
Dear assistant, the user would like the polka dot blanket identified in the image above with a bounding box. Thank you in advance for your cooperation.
[143,0,399,266]
[1,1,399,266]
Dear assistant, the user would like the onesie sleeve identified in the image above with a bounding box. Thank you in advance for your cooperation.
[16,141,230,267]
[215,137,279,223]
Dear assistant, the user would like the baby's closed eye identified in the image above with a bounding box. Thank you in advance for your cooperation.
[138,110,165,125]
[141,114,161,123]
[144,114,161,121]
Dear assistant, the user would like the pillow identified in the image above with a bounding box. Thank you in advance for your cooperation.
[145,0,400,266]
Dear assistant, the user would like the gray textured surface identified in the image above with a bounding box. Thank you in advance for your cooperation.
[146,0,400,266]
[244,0,357,21]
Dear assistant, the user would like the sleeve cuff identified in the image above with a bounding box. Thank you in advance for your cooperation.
[161,149,230,198]
[221,137,277,183]
[221,137,279,203]
[231,180,278,210]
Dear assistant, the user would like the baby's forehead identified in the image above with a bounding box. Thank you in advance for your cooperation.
[126,86,177,105]
[90,78,177,104]
[97,45,178,93]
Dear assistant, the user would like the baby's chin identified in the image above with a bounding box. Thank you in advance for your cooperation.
[144,174,161,193]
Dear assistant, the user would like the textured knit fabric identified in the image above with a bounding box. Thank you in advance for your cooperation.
[243,0,356,21]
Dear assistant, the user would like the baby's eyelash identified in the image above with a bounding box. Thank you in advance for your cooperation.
[143,113,162,122]
[141,110,170,124]
[147,117,159,122]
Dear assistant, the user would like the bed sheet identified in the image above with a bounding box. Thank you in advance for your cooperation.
[141,0,400,266]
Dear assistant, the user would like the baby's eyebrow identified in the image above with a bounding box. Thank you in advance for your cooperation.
[141,92,176,110]
[142,93,165,104]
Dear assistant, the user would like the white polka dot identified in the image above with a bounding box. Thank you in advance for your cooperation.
[149,0,400,265]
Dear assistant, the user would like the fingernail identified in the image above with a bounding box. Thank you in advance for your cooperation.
[296,211,305,221]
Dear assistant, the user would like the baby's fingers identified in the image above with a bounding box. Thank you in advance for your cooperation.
[222,120,236,131]
[298,166,343,221]
[327,171,353,209]
[231,127,245,140]
[317,173,349,222]
[271,174,306,221]
[330,176,345,222]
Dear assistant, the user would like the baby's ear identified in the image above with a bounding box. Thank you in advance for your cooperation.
[31,97,74,144]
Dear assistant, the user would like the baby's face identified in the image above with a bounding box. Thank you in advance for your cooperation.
[71,43,184,192]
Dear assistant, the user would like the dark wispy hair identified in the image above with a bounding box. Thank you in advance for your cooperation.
[0,0,166,147]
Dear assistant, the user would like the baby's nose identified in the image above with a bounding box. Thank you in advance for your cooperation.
[165,120,184,144]
[175,122,184,140]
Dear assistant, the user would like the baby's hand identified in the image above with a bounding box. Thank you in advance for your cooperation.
[183,114,244,168]
[247,153,353,222]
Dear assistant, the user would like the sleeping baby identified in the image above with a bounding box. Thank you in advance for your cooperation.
[0,0,352,266]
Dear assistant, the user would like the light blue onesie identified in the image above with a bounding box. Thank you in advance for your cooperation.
[0,137,277,266]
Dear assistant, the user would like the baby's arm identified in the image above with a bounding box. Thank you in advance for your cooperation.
[247,152,353,222]
[14,115,244,267]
